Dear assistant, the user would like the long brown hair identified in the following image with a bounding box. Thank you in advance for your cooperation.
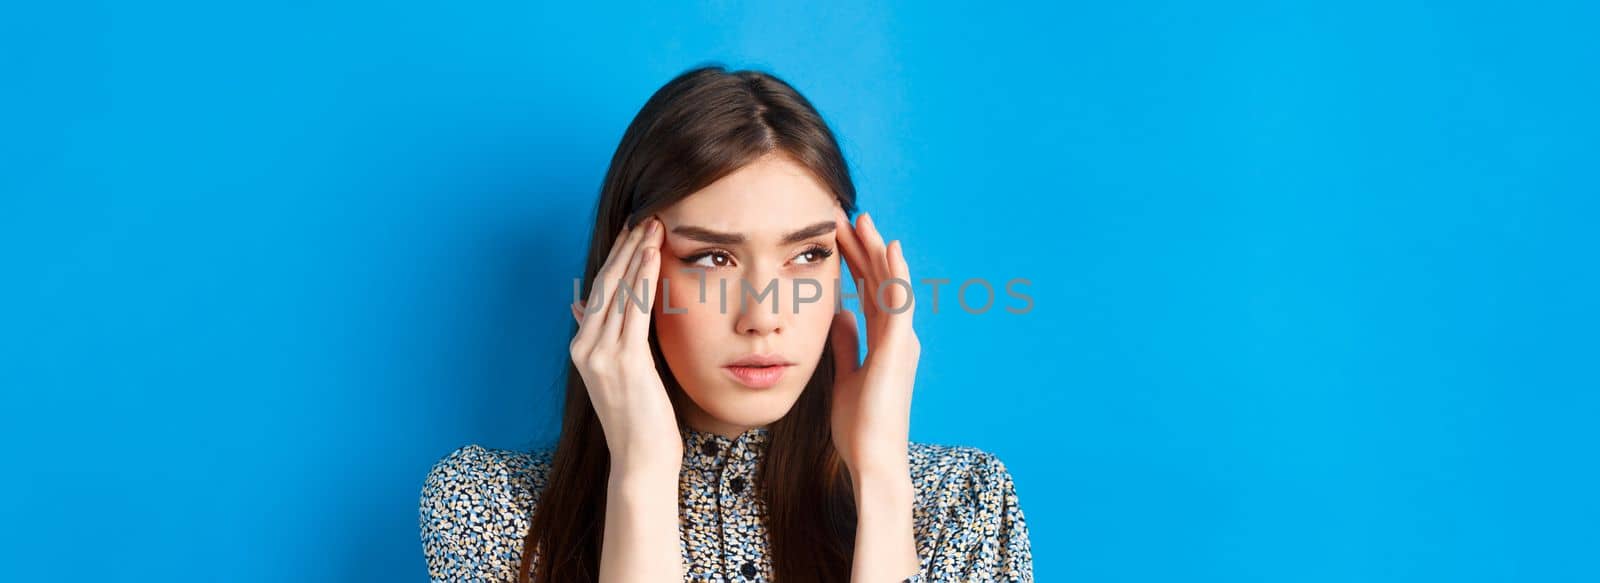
[518,65,861,582]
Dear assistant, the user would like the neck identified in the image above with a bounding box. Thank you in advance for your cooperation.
[683,410,764,440]
[671,389,766,439]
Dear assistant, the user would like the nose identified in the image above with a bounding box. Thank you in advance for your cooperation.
[733,268,786,336]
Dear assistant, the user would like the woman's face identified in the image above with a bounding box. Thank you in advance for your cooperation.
[651,153,843,438]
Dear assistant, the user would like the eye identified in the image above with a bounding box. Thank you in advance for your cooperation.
[682,250,736,269]
[793,244,835,266]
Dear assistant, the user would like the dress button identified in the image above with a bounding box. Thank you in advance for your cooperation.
[701,440,720,457]
[740,561,758,579]
[729,477,746,494]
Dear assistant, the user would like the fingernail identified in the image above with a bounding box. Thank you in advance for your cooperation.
[646,219,658,234]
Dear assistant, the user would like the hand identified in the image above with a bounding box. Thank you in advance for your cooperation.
[570,217,682,472]
[829,209,921,479]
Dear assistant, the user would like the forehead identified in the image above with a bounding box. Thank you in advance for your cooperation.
[657,154,838,236]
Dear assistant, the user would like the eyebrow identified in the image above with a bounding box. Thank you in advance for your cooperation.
[671,220,837,246]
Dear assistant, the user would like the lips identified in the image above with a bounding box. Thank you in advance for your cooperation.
[723,353,793,389]
[726,353,793,368]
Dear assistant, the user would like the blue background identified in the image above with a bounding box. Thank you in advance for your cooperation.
[3,1,1596,581]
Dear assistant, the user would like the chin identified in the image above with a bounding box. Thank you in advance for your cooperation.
[688,375,811,427]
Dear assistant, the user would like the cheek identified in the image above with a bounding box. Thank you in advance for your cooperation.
[654,272,722,346]
[788,275,839,340]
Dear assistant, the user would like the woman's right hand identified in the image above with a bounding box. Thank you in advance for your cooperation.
[569,216,682,472]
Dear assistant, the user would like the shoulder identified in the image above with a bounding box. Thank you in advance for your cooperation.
[418,443,555,581]
[907,440,1019,485]
[421,443,554,499]
[906,441,1024,510]
[420,443,555,517]
[906,441,1034,579]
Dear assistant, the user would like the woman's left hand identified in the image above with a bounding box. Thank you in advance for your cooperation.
[829,208,921,479]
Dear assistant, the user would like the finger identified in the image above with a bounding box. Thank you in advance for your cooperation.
[606,218,658,342]
[571,300,585,325]
[588,224,631,306]
[856,213,893,320]
[835,208,872,282]
[577,220,650,347]
[829,309,861,373]
[601,222,631,272]
[623,225,664,346]
[856,212,890,280]
[887,240,915,321]
[834,209,878,322]
[585,224,635,312]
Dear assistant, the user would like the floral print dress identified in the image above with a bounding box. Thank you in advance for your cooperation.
[419,425,1033,582]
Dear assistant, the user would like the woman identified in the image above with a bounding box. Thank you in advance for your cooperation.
[419,65,1033,582]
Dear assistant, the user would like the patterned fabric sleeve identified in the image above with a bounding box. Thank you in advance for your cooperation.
[419,444,532,582]
[927,449,1034,582]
